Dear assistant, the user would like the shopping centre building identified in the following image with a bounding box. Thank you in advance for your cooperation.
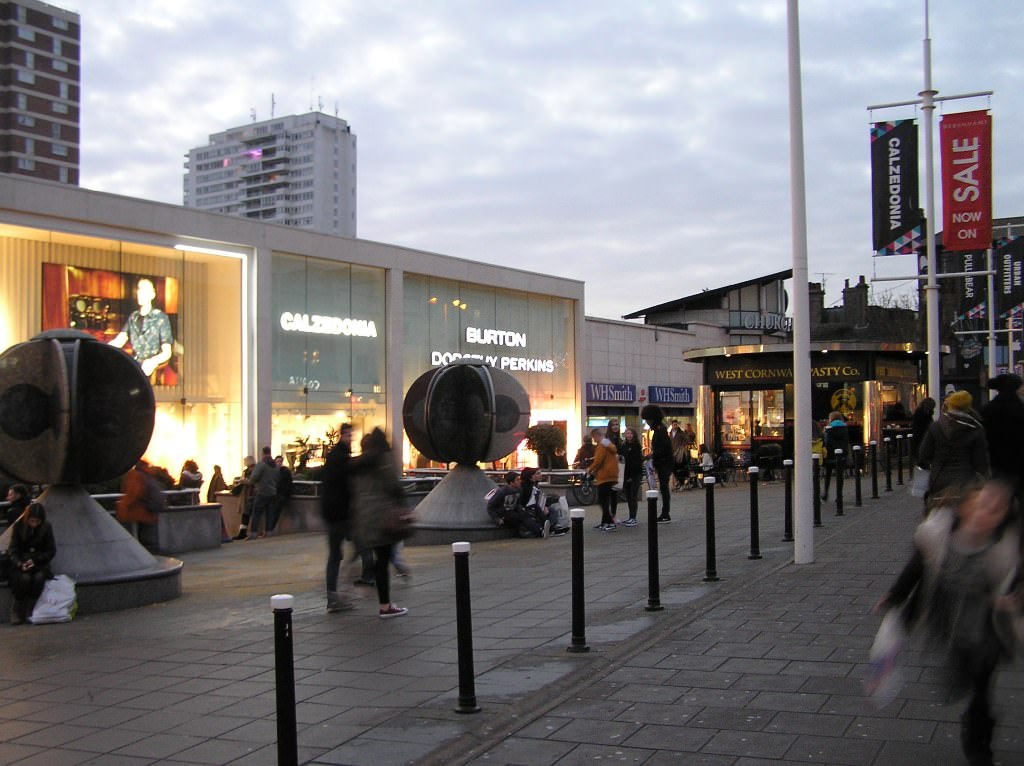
[0,176,584,478]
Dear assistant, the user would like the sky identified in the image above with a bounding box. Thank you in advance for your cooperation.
[75,1,1024,321]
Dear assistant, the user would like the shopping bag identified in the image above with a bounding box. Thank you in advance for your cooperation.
[613,458,625,491]
[29,574,77,624]
[910,466,930,498]
[863,608,905,705]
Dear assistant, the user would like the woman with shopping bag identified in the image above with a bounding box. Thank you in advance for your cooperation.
[7,502,56,625]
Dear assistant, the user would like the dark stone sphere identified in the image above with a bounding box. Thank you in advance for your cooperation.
[403,361,530,465]
[0,330,155,484]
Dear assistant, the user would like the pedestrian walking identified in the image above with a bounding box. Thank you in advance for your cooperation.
[875,478,1022,766]
[918,391,990,509]
[351,428,409,618]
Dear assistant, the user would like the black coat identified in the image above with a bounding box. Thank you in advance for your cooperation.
[980,392,1024,486]
[319,441,351,524]
[620,439,643,479]
[919,412,990,497]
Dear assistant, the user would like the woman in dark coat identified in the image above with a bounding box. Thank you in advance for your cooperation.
[919,391,990,505]
[910,397,937,462]
[8,502,56,625]
[619,427,645,526]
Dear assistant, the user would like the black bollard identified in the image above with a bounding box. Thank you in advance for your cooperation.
[895,434,905,485]
[812,453,822,527]
[452,542,481,713]
[834,448,845,516]
[567,508,590,652]
[884,437,893,492]
[272,594,298,766]
[782,458,794,542]
[853,445,863,507]
[870,440,879,499]
[703,476,719,582]
[645,490,663,611]
[748,466,762,559]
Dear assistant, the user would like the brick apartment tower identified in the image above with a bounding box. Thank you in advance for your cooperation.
[0,0,79,185]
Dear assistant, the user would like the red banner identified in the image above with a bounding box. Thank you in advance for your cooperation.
[940,110,992,252]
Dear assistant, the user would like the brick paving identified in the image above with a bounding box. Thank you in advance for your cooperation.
[1,478,1021,765]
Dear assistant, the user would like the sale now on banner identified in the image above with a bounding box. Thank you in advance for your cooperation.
[940,110,992,252]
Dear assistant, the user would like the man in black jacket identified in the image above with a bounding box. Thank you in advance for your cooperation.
[320,425,356,612]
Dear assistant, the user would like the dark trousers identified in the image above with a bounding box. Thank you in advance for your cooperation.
[622,474,641,519]
[598,482,617,525]
[325,521,346,593]
[373,545,392,605]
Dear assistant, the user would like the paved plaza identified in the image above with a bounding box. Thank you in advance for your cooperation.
[1,478,1022,765]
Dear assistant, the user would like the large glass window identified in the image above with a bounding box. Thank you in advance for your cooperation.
[403,274,578,468]
[270,254,386,470]
[0,224,244,490]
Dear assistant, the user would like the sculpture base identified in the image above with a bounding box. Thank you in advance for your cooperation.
[407,464,510,546]
[0,484,184,620]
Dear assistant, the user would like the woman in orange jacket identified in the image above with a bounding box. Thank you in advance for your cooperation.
[587,428,619,531]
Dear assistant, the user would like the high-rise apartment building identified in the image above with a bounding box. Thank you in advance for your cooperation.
[183,112,356,237]
[0,0,80,185]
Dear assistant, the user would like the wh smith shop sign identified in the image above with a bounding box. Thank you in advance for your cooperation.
[587,383,694,405]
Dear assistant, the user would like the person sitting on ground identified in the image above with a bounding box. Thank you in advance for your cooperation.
[485,471,549,538]
[5,483,30,527]
[7,502,56,625]
[519,467,568,535]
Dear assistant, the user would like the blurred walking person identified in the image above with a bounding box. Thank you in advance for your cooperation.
[351,428,409,618]
[875,479,1022,765]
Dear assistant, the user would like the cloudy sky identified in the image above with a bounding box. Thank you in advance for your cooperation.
[76,1,1023,320]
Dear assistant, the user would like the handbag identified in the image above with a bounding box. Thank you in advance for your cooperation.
[29,574,77,624]
[379,499,416,543]
[910,465,930,498]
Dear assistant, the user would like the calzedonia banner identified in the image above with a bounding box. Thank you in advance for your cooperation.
[870,120,923,255]
[940,110,992,252]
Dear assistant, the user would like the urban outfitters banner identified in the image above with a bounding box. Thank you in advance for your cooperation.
[940,110,992,252]
[871,120,923,255]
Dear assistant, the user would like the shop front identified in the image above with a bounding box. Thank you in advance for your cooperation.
[0,177,585,490]
[0,221,245,486]
[584,382,695,454]
[685,342,927,466]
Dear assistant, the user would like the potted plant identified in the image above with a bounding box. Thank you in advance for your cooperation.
[525,424,566,469]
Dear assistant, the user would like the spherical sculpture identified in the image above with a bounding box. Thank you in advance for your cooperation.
[0,329,155,484]
[403,360,530,465]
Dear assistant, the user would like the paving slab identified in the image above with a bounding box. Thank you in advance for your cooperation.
[0,481,1022,765]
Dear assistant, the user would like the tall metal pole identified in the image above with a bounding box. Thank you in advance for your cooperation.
[922,0,941,403]
[987,248,997,379]
[787,0,813,564]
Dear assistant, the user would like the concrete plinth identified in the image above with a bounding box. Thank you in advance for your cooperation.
[408,464,512,545]
[33,484,182,614]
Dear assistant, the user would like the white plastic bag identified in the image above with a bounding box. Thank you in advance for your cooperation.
[910,466,930,498]
[613,458,625,491]
[29,574,77,624]
[864,608,905,705]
